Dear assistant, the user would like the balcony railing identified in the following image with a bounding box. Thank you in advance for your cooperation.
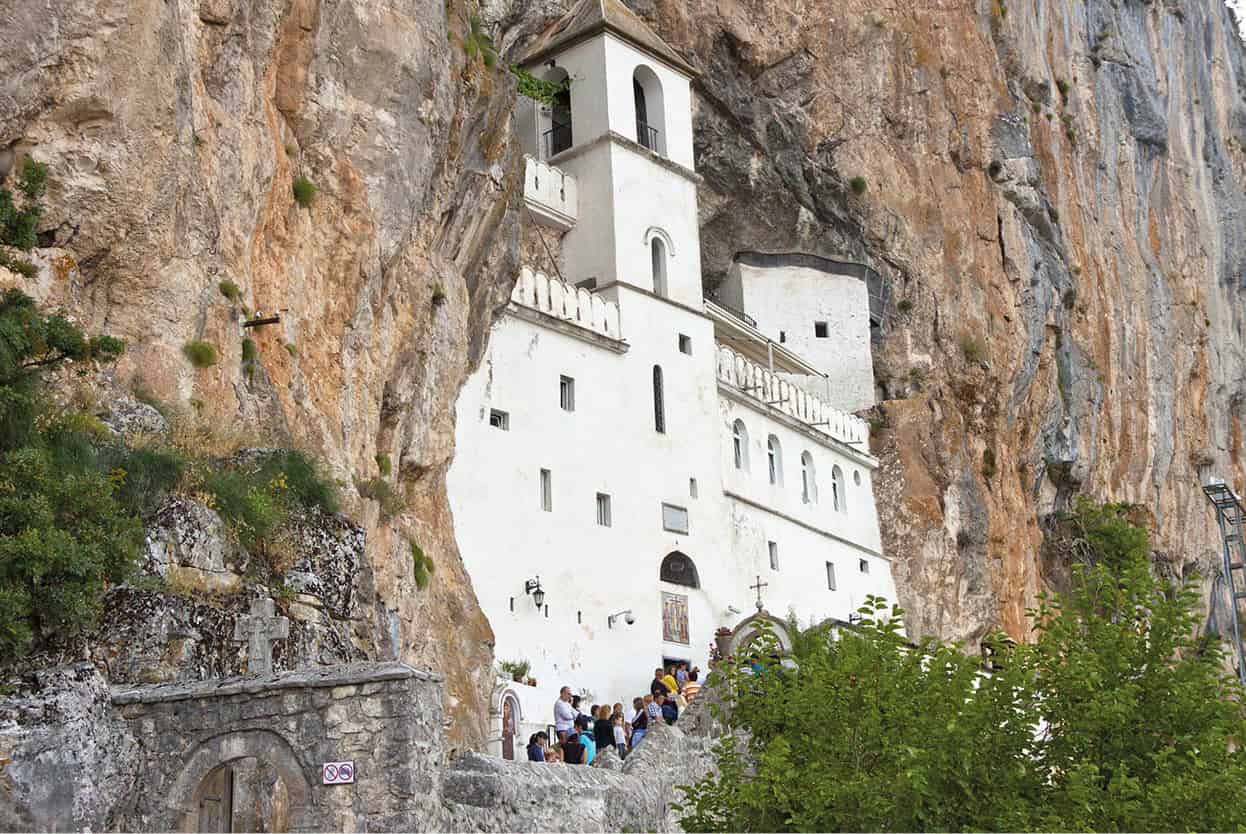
[716,345,870,450]
[542,123,572,159]
[523,156,577,230]
[511,266,622,341]
[636,119,659,152]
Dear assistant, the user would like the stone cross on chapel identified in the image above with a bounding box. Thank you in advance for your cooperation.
[749,575,769,612]
[232,597,290,677]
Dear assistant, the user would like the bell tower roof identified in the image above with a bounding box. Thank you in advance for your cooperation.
[519,0,698,77]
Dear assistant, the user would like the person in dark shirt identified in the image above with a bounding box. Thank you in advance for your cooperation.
[593,704,614,751]
[563,733,586,764]
[630,696,649,747]
[659,692,678,725]
[651,667,671,698]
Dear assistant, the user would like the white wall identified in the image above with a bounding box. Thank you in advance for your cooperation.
[731,261,876,413]
[601,35,695,170]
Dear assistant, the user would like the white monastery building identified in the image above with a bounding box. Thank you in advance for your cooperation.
[445,0,900,757]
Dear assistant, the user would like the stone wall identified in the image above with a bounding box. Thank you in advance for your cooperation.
[110,663,442,832]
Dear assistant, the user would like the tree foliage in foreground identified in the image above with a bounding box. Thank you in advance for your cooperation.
[678,508,1246,832]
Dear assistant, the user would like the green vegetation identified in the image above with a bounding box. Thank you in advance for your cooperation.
[409,537,434,590]
[0,157,48,251]
[0,249,36,278]
[375,453,392,476]
[284,342,298,357]
[459,14,498,68]
[677,501,1246,831]
[1056,78,1070,103]
[292,176,318,209]
[499,658,531,681]
[218,280,241,302]
[356,476,404,521]
[241,337,257,363]
[849,176,868,195]
[512,66,571,105]
[182,339,218,368]
[960,335,985,364]
[896,297,913,314]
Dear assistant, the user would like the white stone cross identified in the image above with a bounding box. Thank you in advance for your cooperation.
[232,597,290,677]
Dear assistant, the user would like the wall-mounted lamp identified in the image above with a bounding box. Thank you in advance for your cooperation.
[524,577,545,608]
[726,604,742,615]
[607,609,635,629]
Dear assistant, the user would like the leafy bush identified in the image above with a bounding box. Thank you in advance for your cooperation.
[677,513,1246,831]
[409,537,434,590]
[292,176,317,208]
[241,337,257,363]
[356,476,404,521]
[218,280,241,302]
[100,443,186,518]
[182,340,218,368]
[0,158,48,251]
[459,14,497,68]
[849,176,867,195]
[512,66,570,104]
[375,453,392,476]
[284,343,298,357]
[0,249,36,278]
[896,297,913,313]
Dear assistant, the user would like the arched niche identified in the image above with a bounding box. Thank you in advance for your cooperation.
[660,550,700,588]
[632,64,666,155]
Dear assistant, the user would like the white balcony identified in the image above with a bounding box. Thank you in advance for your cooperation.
[511,266,622,342]
[716,345,870,451]
[523,155,577,231]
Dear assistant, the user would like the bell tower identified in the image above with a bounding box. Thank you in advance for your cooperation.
[516,0,704,307]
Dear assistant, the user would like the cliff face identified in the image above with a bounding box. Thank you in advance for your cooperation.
[637,0,1246,642]
[4,0,1246,759]
[0,0,523,748]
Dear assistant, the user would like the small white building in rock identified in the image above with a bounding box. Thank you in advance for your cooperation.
[446,0,899,757]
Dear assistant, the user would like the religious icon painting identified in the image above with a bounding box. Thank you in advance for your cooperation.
[662,591,690,645]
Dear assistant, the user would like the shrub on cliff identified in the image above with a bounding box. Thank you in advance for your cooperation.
[0,157,48,251]
[0,289,144,661]
[677,504,1246,831]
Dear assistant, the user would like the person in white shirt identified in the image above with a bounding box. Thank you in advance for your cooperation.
[553,685,576,744]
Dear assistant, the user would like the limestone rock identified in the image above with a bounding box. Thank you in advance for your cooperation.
[144,496,244,594]
[99,395,169,437]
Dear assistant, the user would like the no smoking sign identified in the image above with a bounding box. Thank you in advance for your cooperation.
[322,761,355,785]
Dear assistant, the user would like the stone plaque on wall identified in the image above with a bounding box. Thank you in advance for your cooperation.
[662,592,689,645]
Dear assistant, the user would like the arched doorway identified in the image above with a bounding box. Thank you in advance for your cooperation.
[194,758,290,833]
[544,67,572,157]
[165,730,313,833]
[501,694,520,761]
[632,64,665,154]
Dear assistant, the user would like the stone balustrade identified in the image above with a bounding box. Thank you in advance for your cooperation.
[523,155,577,230]
[511,266,623,341]
[716,344,870,449]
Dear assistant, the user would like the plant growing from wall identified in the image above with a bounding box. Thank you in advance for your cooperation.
[960,335,985,364]
[0,157,48,251]
[375,453,392,476]
[459,14,498,68]
[849,176,868,195]
[499,659,531,682]
[292,176,318,208]
[409,537,434,590]
[218,280,241,302]
[182,340,218,368]
[512,66,571,105]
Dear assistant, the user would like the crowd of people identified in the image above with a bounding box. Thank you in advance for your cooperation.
[525,662,703,765]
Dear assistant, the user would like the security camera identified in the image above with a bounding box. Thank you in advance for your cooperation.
[608,609,635,628]
[624,612,636,626]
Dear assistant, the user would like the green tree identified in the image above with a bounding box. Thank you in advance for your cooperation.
[0,157,49,250]
[678,505,1246,832]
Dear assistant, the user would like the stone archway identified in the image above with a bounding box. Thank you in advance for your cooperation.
[165,729,313,832]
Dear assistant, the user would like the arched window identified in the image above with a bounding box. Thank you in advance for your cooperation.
[732,419,749,471]
[660,551,700,588]
[832,465,846,513]
[767,435,783,485]
[544,68,572,158]
[651,236,668,297]
[653,365,665,433]
[801,451,817,504]
[632,65,666,155]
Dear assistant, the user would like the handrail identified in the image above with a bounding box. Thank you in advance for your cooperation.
[636,119,659,152]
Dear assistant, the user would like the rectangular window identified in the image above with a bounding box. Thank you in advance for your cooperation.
[540,468,552,511]
[678,334,692,354]
[662,503,689,534]
[779,330,786,343]
[826,561,837,590]
[488,409,509,430]
[859,558,869,574]
[689,478,698,498]
[768,541,779,571]
[814,321,829,338]
[559,375,575,411]
[596,493,612,527]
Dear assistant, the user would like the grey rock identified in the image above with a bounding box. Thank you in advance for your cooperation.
[98,394,169,437]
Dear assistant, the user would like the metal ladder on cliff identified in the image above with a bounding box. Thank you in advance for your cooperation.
[1202,480,1246,685]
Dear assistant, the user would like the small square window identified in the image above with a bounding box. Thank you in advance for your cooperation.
[678,334,692,355]
[826,561,837,590]
[596,492,612,527]
[689,478,698,498]
[814,321,829,338]
[662,503,689,534]
[768,541,779,571]
[488,409,509,430]
[540,468,552,512]
[859,558,869,574]
[559,375,575,411]
[779,330,786,344]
